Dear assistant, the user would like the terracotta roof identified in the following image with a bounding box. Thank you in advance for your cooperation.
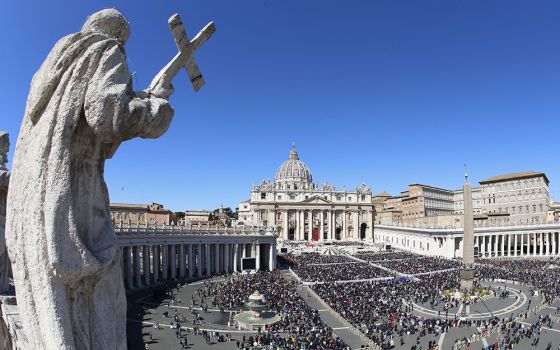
[110,203,147,210]
[408,184,453,193]
[374,191,391,197]
[479,171,548,185]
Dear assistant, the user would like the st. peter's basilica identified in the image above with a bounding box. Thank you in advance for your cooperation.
[238,146,375,241]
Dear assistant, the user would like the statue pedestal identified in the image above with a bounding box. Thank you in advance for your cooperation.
[0,295,30,350]
[459,267,475,291]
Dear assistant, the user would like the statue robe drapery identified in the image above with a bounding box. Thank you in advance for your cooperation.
[6,29,173,349]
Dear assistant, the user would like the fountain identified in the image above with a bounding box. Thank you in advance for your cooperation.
[234,290,280,330]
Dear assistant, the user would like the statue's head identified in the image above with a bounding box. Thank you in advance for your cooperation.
[81,8,130,45]
[0,131,8,168]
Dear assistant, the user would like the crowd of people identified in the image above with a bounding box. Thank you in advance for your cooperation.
[477,258,560,303]
[280,252,356,265]
[312,277,488,349]
[145,245,560,349]
[354,251,419,263]
[208,271,350,349]
[292,262,392,282]
[375,256,461,275]
[307,257,560,349]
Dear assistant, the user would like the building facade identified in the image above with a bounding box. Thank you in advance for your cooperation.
[238,146,375,241]
[111,202,175,226]
[401,184,454,223]
[374,171,551,228]
[479,172,550,225]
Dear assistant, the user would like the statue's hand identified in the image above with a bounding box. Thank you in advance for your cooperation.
[149,79,175,100]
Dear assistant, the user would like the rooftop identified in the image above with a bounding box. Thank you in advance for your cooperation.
[479,171,548,185]
[110,203,147,210]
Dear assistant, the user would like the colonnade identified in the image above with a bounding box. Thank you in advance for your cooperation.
[374,224,560,259]
[121,241,277,290]
[475,232,559,258]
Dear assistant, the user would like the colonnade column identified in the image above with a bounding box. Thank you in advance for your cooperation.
[514,234,518,256]
[500,235,505,257]
[143,245,151,285]
[162,244,169,280]
[553,233,557,256]
[124,247,133,289]
[268,244,274,271]
[256,243,261,271]
[170,244,176,280]
[300,211,305,240]
[295,211,299,240]
[284,211,289,240]
[197,244,203,277]
[319,210,324,241]
[326,211,331,240]
[153,245,160,283]
[272,244,277,269]
[215,244,221,274]
[342,211,347,240]
[540,233,544,256]
[188,244,194,279]
[134,245,142,287]
[179,244,185,278]
[205,244,211,276]
[493,235,498,257]
[233,243,239,272]
[353,211,359,239]
[474,236,479,256]
[480,236,485,257]
[224,243,230,273]
[308,210,313,241]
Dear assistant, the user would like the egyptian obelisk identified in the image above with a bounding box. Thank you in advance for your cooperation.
[460,166,475,291]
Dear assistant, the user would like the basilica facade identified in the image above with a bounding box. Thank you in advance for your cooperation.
[238,146,375,241]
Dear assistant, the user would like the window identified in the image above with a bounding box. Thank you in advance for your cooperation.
[138,214,144,221]
[278,195,282,200]
[305,196,309,199]
[290,195,295,200]
[361,195,366,201]
[260,193,266,199]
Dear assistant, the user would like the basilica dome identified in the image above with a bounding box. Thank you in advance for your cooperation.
[275,146,313,188]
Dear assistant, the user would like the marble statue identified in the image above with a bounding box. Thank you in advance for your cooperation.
[5,8,214,349]
[0,131,10,293]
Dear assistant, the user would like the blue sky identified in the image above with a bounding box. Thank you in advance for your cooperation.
[1,1,559,211]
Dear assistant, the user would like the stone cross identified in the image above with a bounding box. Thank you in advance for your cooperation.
[149,14,216,93]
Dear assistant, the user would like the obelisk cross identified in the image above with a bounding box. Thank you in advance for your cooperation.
[149,14,216,93]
